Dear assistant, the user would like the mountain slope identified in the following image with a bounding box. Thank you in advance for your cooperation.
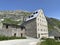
[0,10,60,31]
[46,17,60,31]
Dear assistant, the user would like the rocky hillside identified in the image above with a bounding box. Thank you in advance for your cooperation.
[46,17,60,31]
[0,10,31,20]
[0,10,60,31]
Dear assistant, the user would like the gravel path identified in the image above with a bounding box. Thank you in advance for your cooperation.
[0,39,39,45]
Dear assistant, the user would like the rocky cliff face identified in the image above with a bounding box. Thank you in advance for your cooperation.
[46,17,60,31]
[0,10,31,20]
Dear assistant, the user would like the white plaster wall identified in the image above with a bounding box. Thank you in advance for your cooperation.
[36,9,48,39]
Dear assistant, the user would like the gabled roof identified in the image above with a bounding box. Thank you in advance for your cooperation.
[26,9,43,21]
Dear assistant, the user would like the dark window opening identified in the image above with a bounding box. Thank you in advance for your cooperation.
[29,16,30,18]
[33,12,38,14]
[36,12,38,14]
[31,15,33,17]
[6,25,8,29]
[33,12,35,14]
[14,33,16,37]
[21,33,23,37]
[38,34,40,38]
[21,27,24,30]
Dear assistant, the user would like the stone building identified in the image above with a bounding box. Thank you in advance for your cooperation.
[0,9,48,39]
[24,9,48,39]
[49,30,60,40]
[0,23,25,37]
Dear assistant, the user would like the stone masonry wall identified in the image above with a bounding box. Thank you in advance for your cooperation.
[24,18,37,38]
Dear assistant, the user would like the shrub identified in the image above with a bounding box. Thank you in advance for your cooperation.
[0,35,26,41]
[41,37,47,40]
[40,38,59,45]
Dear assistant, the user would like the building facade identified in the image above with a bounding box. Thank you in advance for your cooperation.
[24,9,48,39]
[0,23,25,37]
[0,9,48,39]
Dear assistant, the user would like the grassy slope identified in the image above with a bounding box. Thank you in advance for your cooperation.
[2,18,22,25]
[40,38,60,45]
[1,11,31,25]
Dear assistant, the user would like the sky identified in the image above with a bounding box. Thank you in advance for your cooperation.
[0,0,60,19]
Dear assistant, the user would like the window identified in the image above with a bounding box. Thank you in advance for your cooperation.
[44,33,48,35]
[21,33,23,37]
[38,18,39,20]
[38,29,39,31]
[44,29,45,31]
[41,33,44,35]
[29,16,30,18]
[40,15,41,17]
[21,27,24,31]
[40,19,41,21]
[14,33,16,37]
[31,15,33,17]
[40,24,41,26]
[6,25,8,29]
[41,29,42,31]
[33,12,35,14]
[42,20,43,22]
[38,34,40,38]
[35,12,38,14]
[33,12,38,14]
[41,33,48,35]
[41,12,43,15]
[38,23,39,26]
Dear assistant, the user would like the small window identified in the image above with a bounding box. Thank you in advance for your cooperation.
[40,24,41,26]
[31,15,33,17]
[40,15,41,17]
[41,12,43,15]
[42,20,43,22]
[38,23,39,26]
[29,16,30,18]
[21,27,23,30]
[33,12,35,14]
[41,29,42,31]
[6,25,8,29]
[36,12,38,14]
[14,33,16,37]
[38,29,39,31]
[38,34,40,38]
[38,18,39,20]
[41,33,44,35]
[40,19,41,21]
[44,29,45,31]
[21,33,23,37]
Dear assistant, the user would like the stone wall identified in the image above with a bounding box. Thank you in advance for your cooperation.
[24,18,37,38]
[0,24,25,37]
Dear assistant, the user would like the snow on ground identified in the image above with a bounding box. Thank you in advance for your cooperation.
[0,39,39,45]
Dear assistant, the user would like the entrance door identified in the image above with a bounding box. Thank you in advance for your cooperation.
[14,33,16,37]
[38,34,40,38]
[21,33,23,37]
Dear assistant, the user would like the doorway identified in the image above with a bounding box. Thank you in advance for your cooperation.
[21,33,23,37]
[38,34,40,38]
[14,33,16,37]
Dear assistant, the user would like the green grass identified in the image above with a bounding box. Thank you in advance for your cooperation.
[2,18,22,25]
[0,36,26,41]
[40,38,60,45]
